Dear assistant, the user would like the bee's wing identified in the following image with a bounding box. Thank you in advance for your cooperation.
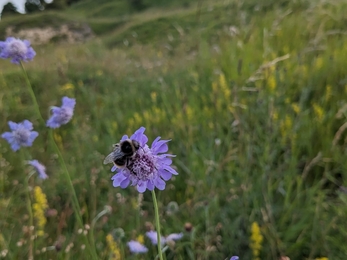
[103,152,115,165]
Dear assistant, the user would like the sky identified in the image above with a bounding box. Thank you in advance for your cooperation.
[0,0,53,17]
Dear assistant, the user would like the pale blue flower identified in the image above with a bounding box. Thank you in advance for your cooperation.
[166,232,184,242]
[109,127,178,193]
[146,230,165,245]
[146,231,183,245]
[0,37,36,64]
[127,240,148,254]
[1,120,38,151]
[46,96,76,128]
[28,160,48,179]
[230,256,239,260]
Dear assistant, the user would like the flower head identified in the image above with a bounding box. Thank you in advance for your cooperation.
[109,127,178,193]
[46,96,76,128]
[166,232,184,242]
[0,37,36,64]
[1,120,38,151]
[106,234,121,259]
[146,231,165,245]
[250,221,263,258]
[230,256,239,260]
[146,231,183,245]
[28,160,48,179]
[33,186,48,236]
[127,240,148,254]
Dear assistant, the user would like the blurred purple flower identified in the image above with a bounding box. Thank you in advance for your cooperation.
[146,231,165,245]
[230,256,239,260]
[0,37,36,64]
[1,120,38,151]
[46,96,76,128]
[109,127,178,193]
[28,160,48,179]
[127,240,148,254]
[166,232,184,242]
[146,231,183,245]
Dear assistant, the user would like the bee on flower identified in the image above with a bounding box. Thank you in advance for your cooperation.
[104,127,178,193]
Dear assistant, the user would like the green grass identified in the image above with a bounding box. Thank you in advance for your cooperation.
[1,0,347,259]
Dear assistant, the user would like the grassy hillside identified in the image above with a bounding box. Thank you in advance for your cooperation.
[1,0,347,259]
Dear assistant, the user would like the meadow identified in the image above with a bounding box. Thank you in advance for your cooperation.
[1,0,347,259]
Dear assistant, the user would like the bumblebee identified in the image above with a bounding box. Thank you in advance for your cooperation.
[103,139,140,168]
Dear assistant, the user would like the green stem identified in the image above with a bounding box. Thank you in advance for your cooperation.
[90,207,110,253]
[151,190,164,260]
[20,62,45,124]
[20,62,98,259]
[48,130,82,221]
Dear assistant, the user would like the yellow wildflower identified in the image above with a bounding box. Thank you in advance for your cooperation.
[250,222,263,259]
[106,234,121,260]
[33,186,48,237]
[137,234,144,244]
[315,258,328,260]
[60,83,74,91]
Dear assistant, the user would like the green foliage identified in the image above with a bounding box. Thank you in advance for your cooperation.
[1,0,347,259]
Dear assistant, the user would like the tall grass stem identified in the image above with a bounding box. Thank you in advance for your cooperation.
[151,190,164,260]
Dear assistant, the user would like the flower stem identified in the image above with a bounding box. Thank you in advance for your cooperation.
[20,62,98,259]
[151,190,164,260]
[20,62,45,124]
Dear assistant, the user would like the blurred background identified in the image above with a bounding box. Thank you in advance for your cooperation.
[1,0,347,259]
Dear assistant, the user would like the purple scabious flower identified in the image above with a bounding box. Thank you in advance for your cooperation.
[0,37,36,64]
[127,240,148,254]
[166,232,184,242]
[1,120,38,151]
[146,231,183,245]
[28,160,48,179]
[146,231,166,245]
[110,127,178,193]
[46,96,76,128]
[230,256,239,260]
